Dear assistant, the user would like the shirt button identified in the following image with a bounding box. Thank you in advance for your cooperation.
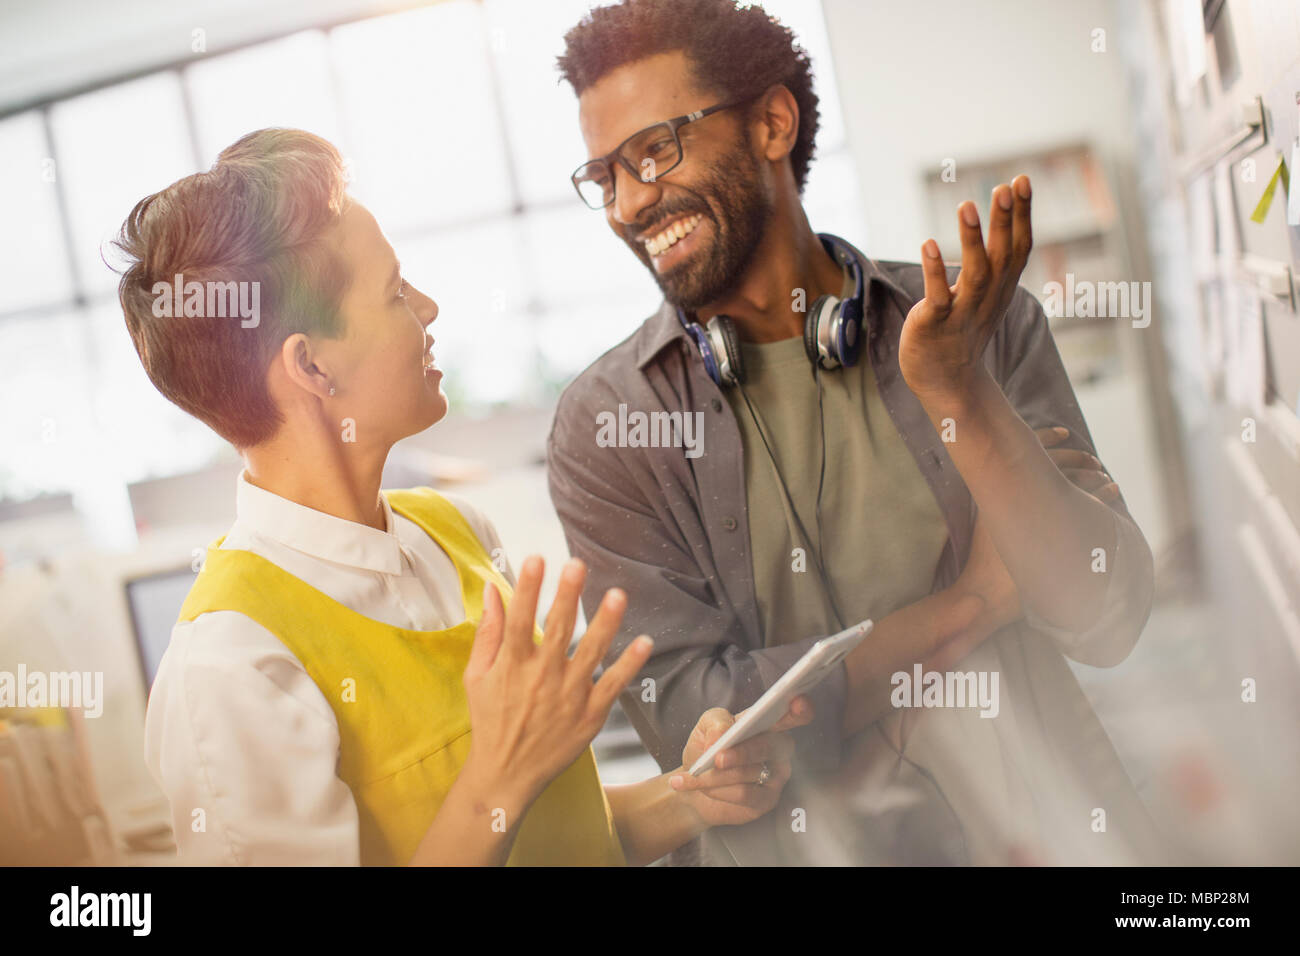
[722,516,738,531]
[711,398,723,412]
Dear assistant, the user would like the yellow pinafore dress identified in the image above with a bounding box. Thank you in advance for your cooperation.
[177,486,626,866]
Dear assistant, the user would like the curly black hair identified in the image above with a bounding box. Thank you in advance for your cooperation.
[557,0,821,192]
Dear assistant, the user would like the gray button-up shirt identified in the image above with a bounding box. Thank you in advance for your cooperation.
[546,240,1154,790]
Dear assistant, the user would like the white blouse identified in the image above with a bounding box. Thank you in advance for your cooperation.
[143,473,512,866]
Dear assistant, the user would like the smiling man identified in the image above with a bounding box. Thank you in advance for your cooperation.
[547,0,1165,866]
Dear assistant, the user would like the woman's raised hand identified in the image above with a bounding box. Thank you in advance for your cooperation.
[462,556,652,808]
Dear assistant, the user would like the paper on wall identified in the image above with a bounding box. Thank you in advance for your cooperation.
[1165,0,1207,105]
[1199,280,1225,393]
[1225,282,1267,414]
[1214,162,1240,260]
[1289,141,1300,226]
[1290,93,1300,227]
[1187,173,1217,280]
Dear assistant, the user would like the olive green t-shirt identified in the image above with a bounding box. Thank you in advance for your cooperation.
[724,301,950,648]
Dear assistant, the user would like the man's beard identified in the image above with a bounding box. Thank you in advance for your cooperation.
[621,140,772,313]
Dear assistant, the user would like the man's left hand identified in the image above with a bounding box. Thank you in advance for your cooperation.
[899,176,1034,405]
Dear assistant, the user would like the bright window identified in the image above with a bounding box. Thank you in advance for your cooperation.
[0,0,865,504]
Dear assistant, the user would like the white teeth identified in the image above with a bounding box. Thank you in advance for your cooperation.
[645,214,702,256]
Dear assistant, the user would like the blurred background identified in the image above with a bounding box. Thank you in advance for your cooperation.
[0,0,1297,865]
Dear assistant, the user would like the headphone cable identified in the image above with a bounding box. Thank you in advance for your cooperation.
[737,380,848,631]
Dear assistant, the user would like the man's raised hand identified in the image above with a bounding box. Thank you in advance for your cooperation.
[899,176,1034,404]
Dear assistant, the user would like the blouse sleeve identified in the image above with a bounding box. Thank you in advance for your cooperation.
[144,611,361,865]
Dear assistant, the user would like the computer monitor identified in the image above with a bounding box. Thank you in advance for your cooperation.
[123,567,198,690]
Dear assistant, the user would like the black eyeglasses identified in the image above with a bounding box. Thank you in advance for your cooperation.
[571,99,750,210]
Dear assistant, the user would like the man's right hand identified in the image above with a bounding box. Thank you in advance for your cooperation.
[928,425,1125,670]
[843,424,1129,734]
[461,556,653,809]
[923,512,1020,673]
[1034,425,1121,504]
[952,511,1021,628]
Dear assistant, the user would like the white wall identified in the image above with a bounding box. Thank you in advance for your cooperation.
[823,0,1131,261]
[0,0,435,112]
[819,0,1172,554]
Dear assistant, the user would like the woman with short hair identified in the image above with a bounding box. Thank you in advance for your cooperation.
[119,127,808,866]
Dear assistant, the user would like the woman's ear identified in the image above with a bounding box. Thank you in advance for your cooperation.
[279,333,334,399]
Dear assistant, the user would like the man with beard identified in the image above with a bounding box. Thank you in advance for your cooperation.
[546,0,1165,866]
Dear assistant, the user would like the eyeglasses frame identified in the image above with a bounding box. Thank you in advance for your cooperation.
[570,97,754,209]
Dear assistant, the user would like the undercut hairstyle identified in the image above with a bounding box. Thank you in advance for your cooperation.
[113,128,351,449]
[557,0,821,191]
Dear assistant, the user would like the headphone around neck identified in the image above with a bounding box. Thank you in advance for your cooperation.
[677,233,866,388]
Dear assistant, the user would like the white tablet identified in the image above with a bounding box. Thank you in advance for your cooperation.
[687,619,873,776]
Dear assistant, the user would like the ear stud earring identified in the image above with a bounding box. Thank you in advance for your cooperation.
[328,385,336,396]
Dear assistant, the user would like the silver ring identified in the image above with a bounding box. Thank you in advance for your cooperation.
[757,762,772,787]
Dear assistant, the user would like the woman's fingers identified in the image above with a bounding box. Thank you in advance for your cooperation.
[503,555,545,658]
[683,708,734,758]
[541,558,586,656]
[714,728,795,771]
[674,760,793,804]
[590,633,652,714]
[672,758,789,792]
[569,587,628,676]
[465,581,505,681]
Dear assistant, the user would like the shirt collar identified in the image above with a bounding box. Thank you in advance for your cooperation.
[233,470,404,575]
[632,237,908,371]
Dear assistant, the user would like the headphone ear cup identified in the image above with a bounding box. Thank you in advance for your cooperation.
[838,297,863,368]
[804,294,836,368]
[684,322,722,387]
[709,315,745,386]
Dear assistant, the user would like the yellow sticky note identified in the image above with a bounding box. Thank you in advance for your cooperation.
[1249,155,1289,224]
